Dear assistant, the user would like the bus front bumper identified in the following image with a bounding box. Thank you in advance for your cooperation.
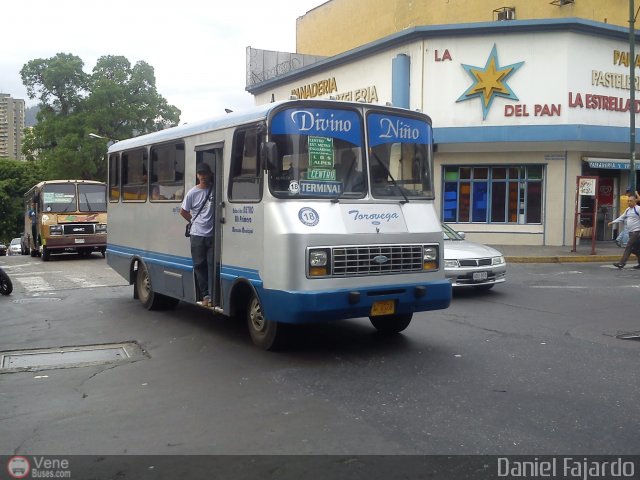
[257,280,452,324]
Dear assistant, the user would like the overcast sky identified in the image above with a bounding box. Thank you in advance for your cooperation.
[1,0,325,123]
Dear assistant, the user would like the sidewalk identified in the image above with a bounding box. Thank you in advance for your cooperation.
[488,240,625,264]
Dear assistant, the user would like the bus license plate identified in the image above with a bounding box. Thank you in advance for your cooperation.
[370,300,395,316]
[473,271,488,281]
[75,238,85,244]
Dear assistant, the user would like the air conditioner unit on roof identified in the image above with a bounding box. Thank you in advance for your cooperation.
[497,9,515,20]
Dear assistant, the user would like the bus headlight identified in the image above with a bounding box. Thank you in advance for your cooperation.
[49,225,63,236]
[423,246,438,270]
[309,249,330,276]
[95,223,107,234]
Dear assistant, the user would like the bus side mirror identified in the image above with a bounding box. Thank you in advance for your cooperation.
[261,142,278,170]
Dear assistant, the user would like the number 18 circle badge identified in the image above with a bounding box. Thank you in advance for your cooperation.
[298,207,319,227]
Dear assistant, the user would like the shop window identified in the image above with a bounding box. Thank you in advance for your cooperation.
[442,165,544,224]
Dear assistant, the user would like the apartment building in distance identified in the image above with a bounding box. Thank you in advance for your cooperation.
[0,93,25,161]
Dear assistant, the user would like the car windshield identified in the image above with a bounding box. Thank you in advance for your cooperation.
[10,238,21,245]
[442,223,464,241]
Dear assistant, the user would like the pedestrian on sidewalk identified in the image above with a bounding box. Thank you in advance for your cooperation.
[608,193,640,269]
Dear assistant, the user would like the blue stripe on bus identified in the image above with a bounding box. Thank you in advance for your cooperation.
[107,244,192,270]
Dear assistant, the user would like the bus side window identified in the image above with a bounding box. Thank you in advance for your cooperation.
[150,142,185,201]
[108,153,120,202]
[229,128,262,201]
[122,148,148,202]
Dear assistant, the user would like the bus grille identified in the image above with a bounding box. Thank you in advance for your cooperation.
[332,245,424,276]
[62,224,95,235]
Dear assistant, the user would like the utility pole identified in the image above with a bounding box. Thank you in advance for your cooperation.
[630,0,637,192]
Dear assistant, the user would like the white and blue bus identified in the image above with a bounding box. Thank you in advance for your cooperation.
[107,99,451,349]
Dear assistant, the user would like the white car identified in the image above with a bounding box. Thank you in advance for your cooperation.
[8,237,22,256]
[442,223,506,290]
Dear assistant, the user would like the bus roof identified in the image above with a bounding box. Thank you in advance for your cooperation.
[108,101,287,154]
[24,180,106,197]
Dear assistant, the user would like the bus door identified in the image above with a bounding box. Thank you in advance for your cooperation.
[195,144,223,306]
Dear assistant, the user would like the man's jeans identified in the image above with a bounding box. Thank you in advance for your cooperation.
[190,235,213,300]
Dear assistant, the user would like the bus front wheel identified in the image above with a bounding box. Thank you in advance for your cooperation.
[41,247,50,261]
[246,293,285,350]
[369,313,413,334]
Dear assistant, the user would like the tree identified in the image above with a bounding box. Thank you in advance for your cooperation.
[0,158,45,243]
[20,53,181,181]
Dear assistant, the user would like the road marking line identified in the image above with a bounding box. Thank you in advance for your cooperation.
[530,285,640,289]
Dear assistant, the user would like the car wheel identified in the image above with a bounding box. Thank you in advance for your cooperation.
[369,313,413,334]
[0,269,13,295]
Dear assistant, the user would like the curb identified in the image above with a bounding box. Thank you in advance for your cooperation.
[506,255,620,264]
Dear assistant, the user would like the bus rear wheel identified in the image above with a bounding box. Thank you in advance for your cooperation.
[246,293,285,350]
[369,313,413,334]
[135,261,179,310]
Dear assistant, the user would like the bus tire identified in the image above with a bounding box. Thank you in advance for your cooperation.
[246,293,285,350]
[41,247,51,262]
[134,261,179,310]
[135,261,163,310]
[369,313,413,334]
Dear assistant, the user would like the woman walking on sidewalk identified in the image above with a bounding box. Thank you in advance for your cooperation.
[608,193,640,269]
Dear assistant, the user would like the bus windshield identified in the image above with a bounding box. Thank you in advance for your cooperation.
[268,107,366,199]
[42,184,77,213]
[42,183,107,213]
[366,112,435,200]
[78,184,107,212]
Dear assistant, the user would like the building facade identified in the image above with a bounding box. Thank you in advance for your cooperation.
[0,93,26,161]
[295,0,628,57]
[247,9,640,247]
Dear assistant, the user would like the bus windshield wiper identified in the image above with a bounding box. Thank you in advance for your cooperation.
[331,153,358,203]
[82,192,93,212]
[371,152,410,204]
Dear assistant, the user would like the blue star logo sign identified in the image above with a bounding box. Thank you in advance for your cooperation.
[456,44,524,120]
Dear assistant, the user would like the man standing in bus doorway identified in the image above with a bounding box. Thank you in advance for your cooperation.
[609,192,640,269]
[180,163,214,306]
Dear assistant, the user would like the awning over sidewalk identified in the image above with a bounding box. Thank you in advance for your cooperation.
[583,157,640,170]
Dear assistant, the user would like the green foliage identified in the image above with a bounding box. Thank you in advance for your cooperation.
[19,52,181,182]
[0,158,45,243]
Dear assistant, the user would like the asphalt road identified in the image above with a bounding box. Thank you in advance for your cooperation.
[0,254,638,462]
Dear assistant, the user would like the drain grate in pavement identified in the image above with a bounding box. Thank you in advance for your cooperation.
[0,342,147,373]
[12,297,62,303]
